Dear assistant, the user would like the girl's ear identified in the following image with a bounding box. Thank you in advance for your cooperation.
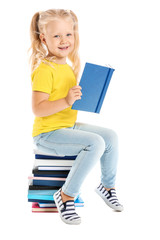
[40,33,46,45]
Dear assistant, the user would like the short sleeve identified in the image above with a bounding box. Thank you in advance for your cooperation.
[32,66,53,94]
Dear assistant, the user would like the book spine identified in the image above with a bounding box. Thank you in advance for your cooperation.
[38,166,72,170]
[33,174,68,178]
[28,194,54,201]
[28,190,57,195]
[29,185,60,190]
[34,159,74,166]
[35,154,77,160]
[32,180,65,187]
[95,68,114,113]
[28,176,66,181]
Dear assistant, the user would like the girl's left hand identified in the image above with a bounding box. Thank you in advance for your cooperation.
[65,85,82,106]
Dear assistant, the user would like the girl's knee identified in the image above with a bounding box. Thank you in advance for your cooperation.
[85,133,105,154]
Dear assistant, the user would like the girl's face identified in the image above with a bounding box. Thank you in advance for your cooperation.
[41,18,75,64]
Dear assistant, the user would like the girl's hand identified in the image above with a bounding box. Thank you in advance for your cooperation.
[65,86,82,106]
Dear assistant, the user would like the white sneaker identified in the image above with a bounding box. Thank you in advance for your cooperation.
[95,183,124,212]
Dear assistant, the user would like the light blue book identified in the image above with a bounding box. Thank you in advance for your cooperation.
[28,190,84,203]
[28,190,57,195]
[28,194,54,201]
[28,189,57,201]
[72,62,115,113]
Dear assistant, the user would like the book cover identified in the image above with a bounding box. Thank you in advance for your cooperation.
[72,62,115,113]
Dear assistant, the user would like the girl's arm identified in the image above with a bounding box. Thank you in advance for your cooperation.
[32,86,82,117]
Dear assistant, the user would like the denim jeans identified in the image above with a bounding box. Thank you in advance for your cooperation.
[33,122,119,198]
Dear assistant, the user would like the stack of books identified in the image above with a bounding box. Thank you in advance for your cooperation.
[28,150,84,213]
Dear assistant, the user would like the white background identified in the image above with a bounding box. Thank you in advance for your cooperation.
[1,0,160,239]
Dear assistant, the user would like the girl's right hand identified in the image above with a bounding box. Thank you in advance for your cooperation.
[65,86,82,106]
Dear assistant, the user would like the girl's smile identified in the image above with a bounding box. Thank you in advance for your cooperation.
[58,46,69,50]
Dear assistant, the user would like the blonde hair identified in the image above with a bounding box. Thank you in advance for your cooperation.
[29,9,80,79]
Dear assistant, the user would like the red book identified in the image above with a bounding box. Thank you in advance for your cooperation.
[32,203,58,213]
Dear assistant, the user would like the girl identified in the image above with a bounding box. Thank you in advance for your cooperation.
[29,9,123,225]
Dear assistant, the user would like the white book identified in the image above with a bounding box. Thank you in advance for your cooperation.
[38,166,72,171]
[34,159,74,167]
[28,176,66,181]
[39,203,56,207]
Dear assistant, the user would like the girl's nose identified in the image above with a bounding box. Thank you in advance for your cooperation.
[60,36,67,44]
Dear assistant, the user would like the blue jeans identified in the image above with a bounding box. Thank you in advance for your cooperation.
[33,122,119,198]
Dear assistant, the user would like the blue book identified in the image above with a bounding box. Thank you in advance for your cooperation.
[72,62,115,113]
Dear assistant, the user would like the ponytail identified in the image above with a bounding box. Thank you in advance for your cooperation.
[29,12,46,72]
[68,10,80,80]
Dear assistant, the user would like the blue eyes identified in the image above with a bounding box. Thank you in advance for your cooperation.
[54,34,72,38]
[66,33,72,36]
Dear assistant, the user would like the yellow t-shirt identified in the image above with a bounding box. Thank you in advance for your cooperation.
[31,61,78,137]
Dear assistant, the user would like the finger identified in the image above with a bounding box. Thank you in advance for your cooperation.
[72,87,82,92]
[73,94,82,99]
[72,86,82,90]
[72,90,82,95]
[75,96,81,100]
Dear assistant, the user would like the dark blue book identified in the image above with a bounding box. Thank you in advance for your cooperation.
[35,154,77,160]
[28,199,54,203]
[72,62,115,113]
[29,185,60,190]
[33,180,65,187]
[32,168,70,178]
